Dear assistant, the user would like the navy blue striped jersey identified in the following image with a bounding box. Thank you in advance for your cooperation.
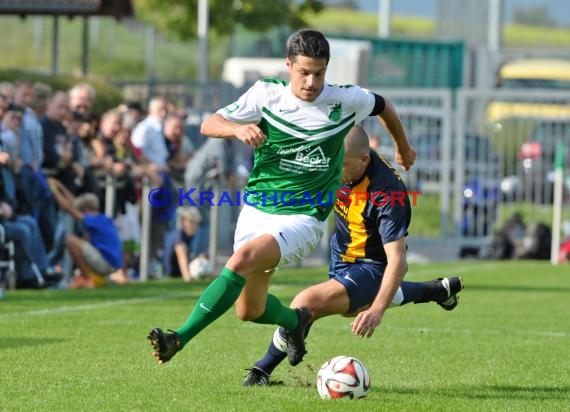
[331,150,411,265]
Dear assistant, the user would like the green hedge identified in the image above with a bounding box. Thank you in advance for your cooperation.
[0,70,124,115]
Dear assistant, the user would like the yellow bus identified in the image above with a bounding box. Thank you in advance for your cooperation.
[497,58,570,89]
[486,59,570,123]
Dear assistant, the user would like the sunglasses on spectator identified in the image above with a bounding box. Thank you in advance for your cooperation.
[7,102,25,114]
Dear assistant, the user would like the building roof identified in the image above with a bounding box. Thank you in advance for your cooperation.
[0,0,133,18]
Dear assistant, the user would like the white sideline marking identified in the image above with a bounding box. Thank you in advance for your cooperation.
[0,292,195,318]
[10,294,565,339]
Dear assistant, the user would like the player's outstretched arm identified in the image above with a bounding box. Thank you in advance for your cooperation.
[376,98,416,171]
[200,113,266,148]
[351,237,408,338]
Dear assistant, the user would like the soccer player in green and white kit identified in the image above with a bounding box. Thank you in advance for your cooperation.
[148,29,416,367]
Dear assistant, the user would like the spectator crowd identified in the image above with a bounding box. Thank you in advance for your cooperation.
[0,79,234,290]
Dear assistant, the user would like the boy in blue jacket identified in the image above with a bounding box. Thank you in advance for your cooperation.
[49,178,128,288]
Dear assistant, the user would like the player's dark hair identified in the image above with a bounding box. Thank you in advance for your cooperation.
[287,29,330,63]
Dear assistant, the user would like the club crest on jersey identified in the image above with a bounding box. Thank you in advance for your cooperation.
[327,102,342,122]
[223,102,240,114]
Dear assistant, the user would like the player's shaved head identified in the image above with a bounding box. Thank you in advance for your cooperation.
[344,126,370,157]
[341,126,371,184]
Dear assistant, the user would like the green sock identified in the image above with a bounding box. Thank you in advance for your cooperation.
[176,267,245,347]
[251,293,299,331]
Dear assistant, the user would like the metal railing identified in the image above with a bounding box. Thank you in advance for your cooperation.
[107,82,570,270]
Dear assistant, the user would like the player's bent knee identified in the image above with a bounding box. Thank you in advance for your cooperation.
[234,304,263,321]
[227,247,276,276]
[227,248,256,272]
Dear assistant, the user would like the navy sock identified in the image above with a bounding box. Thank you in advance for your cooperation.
[254,340,287,376]
[400,281,425,304]
[254,323,313,376]
[400,280,446,304]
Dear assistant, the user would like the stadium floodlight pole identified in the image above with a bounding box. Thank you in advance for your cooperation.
[550,142,564,265]
[378,0,391,38]
[487,0,503,52]
[198,0,209,85]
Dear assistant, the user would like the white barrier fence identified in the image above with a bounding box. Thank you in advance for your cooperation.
[105,85,570,277]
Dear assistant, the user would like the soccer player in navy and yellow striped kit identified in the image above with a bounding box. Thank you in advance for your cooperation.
[244,126,464,386]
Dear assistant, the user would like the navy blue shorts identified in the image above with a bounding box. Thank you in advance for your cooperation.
[328,250,386,315]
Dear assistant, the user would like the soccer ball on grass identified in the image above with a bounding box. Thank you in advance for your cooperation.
[316,355,370,400]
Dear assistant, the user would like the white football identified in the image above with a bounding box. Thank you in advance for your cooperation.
[316,355,370,400]
[188,257,213,279]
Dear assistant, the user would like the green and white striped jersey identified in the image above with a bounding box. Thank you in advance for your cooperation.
[218,78,375,221]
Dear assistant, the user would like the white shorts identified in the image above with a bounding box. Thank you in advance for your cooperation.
[234,204,326,266]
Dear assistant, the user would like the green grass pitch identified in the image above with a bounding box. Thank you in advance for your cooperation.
[1,260,569,411]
